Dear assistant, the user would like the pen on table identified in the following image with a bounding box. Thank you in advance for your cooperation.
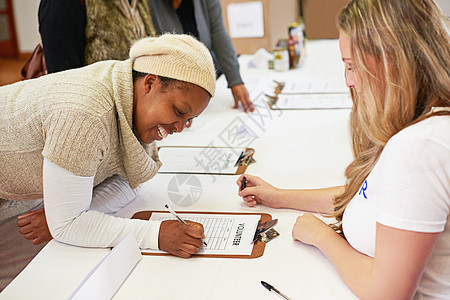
[164,204,207,246]
[240,176,247,191]
[261,281,292,300]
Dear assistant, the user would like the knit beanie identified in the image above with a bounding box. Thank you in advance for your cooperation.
[130,33,216,96]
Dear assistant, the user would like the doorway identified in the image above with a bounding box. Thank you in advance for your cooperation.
[0,0,18,57]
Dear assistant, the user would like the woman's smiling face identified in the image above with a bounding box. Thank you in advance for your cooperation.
[133,74,211,144]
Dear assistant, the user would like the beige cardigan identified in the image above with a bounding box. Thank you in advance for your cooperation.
[0,59,161,201]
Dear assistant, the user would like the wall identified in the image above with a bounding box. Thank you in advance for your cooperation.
[10,0,450,54]
[302,0,349,39]
[220,0,300,54]
[434,0,450,16]
[12,0,39,53]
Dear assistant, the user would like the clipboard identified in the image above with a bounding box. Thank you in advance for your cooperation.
[266,80,352,110]
[267,93,353,110]
[157,146,255,175]
[132,210,271,259]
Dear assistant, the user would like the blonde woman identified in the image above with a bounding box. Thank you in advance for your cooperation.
[238,0,449,298]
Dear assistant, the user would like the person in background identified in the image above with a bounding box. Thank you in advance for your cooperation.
[238,0,449,298]
[0,34,215,291]
[38,0,155,73]
[149,0,254,113]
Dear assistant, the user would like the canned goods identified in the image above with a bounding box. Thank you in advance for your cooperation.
[273,48,289,72]
[288,21,305,69]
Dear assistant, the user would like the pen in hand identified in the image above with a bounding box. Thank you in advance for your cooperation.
[164,204,207,246]
[240,176,247,191]
[261,281,292,300]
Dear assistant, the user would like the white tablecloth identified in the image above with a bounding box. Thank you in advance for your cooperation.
[0,40,358,300]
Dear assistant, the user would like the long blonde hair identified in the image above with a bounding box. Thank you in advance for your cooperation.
[331,0,450,236]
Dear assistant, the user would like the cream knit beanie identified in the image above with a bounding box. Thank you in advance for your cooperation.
[130,33,216,96]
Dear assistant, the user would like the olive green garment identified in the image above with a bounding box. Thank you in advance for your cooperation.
[84,0,156,64]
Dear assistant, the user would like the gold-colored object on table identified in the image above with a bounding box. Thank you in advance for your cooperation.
[273,48,289,72]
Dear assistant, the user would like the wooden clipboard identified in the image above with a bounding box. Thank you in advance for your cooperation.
[132,210,271,259]
[265,83,352,110]
[157,146,255,175]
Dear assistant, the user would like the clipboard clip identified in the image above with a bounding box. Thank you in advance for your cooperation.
[273,80,285,94]
[234,149,256,167]
[265,94,278,108]
[266,80,285,108]
[252,219,279,244]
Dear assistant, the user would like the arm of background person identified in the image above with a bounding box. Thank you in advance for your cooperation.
[206,0,243,88]
[205,0,254,111]
[38,0,86,73]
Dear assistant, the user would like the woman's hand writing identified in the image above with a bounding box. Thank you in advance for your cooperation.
[158,220,205,258]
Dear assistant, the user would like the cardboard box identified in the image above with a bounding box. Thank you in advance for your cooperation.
[220,0,300,54]
[301,0,349,39]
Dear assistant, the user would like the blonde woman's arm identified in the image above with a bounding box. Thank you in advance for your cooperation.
[237,174,344,214]
[293,215,439,299]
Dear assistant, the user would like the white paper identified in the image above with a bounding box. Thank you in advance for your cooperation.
[227,1,264,38]
[69,233,142,300]
[142,213,261,256]
[273,94,353,110]
[157,147,245,174]
[280,80,349,94]
[248,77,275,101]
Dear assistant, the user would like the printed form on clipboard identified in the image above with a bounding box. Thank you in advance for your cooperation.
[157,146,251,175]
[272,94,353,110]
[142,212,261,256]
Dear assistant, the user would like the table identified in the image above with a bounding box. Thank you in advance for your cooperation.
[0,40,358,300]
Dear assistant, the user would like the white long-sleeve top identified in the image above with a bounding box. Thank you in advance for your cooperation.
[43,158,161,249]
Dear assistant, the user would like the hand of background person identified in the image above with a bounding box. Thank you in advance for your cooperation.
[237,174,282,208]
[231,84,254,113]
[17,208,53,245]
[292,213,335,246]
[159,220,205,258]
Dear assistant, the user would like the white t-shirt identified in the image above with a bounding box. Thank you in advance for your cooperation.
[342,115,450,299]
